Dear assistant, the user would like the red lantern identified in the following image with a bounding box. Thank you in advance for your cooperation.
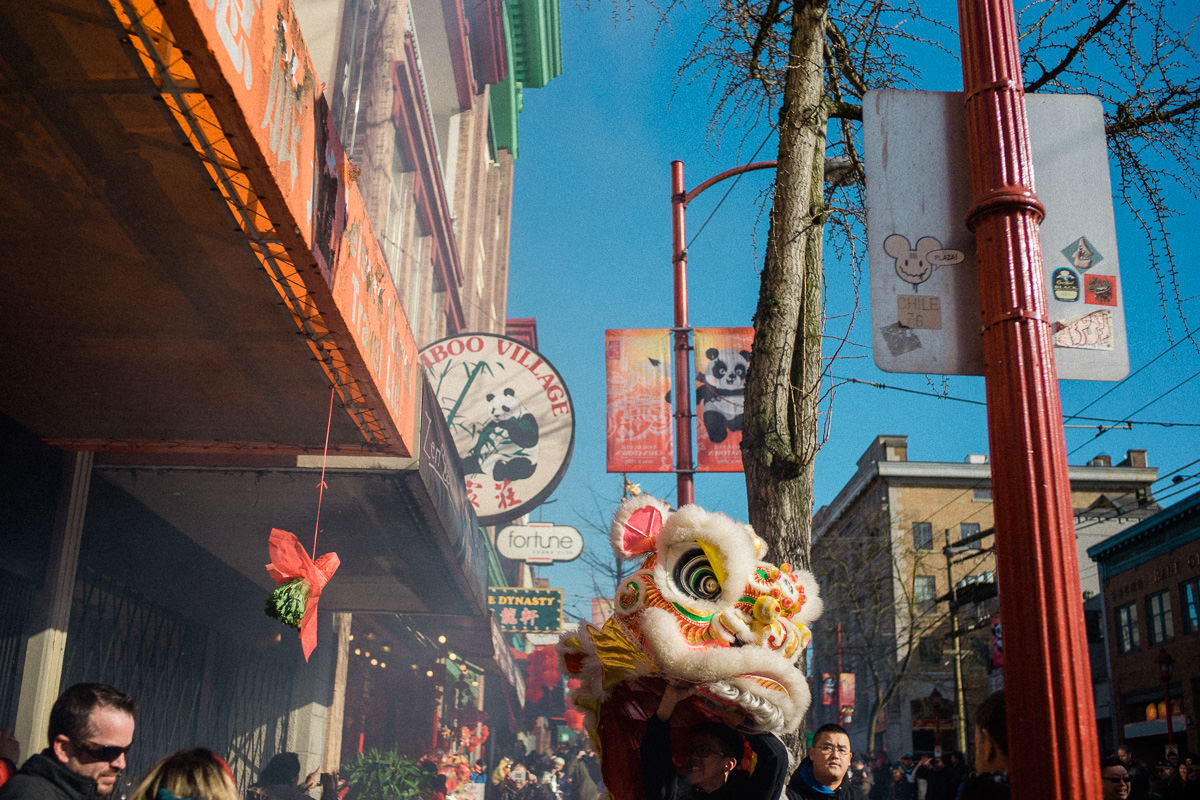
[564,706,585,731]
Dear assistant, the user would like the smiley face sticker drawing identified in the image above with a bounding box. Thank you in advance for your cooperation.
[884,234,965,291]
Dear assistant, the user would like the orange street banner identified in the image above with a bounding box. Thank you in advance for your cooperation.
[694,328,752,472]
[606,329,673,473]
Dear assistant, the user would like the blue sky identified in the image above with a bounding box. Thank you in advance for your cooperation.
[504,2,1200,621]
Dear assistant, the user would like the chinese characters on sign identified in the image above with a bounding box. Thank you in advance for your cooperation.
[421,334,575,526]
[488,587,563,633]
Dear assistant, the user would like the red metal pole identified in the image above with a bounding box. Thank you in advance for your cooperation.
[1164,679,1175,749]
[671,161,695,507]
[669,160,776,507]
[957,3,1100,799]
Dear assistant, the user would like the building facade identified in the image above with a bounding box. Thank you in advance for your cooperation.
[810,435,1158,757]
[1088,490,1200,763]
[0,0,558,785]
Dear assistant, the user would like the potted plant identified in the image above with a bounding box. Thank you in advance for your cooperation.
[340,750,433,800]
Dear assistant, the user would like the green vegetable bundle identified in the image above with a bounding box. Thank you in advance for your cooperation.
[265,577,312,628]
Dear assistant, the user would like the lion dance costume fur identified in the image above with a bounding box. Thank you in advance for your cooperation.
[557,495,822,800]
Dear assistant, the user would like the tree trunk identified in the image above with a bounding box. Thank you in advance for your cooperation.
[743,0,828,573]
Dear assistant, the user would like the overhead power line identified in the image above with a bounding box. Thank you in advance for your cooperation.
[832,374,1200,430]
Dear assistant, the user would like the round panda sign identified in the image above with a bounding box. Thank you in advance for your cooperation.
[419,334,575,526]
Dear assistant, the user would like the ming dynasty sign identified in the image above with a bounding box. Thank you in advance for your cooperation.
[421,334,575,526]
[488,587,563,633]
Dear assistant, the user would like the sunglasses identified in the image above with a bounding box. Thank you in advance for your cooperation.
[72,740,132,763]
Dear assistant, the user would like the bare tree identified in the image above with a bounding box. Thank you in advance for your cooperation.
[648,0,1200,569]
[812,509,998,753]
[563,478,643,623]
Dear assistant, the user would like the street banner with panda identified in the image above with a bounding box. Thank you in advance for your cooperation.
[604,329,674,473]
[693,327,752,472]
[420,334,575,526]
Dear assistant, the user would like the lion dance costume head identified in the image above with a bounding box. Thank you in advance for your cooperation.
[557,495,822,800]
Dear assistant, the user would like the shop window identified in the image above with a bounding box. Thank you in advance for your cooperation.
[1182,577,1200,635]
[1116,602,1139,653]
[1146,590,1174,644]
[913,522,933,550]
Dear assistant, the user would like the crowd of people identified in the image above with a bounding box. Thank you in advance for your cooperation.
[0,682,1195,800]
[1101,746,1200,800]
[0,684,345,800]
[489,747,602,800]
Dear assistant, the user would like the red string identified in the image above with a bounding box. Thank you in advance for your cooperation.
[313,384,335,557]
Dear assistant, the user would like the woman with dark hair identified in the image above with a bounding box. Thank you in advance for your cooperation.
[249,754,334,800]
[957,691,1008,799]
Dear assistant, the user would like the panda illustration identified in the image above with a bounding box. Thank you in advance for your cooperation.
[695,348,750,443]
[462,387,540,482]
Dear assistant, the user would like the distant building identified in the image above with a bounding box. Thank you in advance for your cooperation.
[811,435,1157,756]
[1088,490,1200,763]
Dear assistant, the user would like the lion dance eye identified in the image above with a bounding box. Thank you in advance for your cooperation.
[674,549,722,600]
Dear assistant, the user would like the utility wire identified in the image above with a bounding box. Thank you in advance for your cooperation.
[832,374,1200,429]
[1067,368,1200,455]
[686,129,776,251]
[1063,324,1200,423]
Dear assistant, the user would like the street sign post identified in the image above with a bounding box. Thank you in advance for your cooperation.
[865,90,1129,379]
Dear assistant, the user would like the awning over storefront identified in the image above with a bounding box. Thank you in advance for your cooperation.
[0,0,501,648]
[0,0,420,457]
[1123,715,1191,739]
[97,379,489,620]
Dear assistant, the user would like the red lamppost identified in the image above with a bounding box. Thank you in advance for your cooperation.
[670,160,776,506]
[1154,648,1175,751]
[956,2,1101,795]
[929,687,944,756]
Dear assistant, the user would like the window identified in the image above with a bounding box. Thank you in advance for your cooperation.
[1183,577,1200,635]
[915,575,936,612]
[1116,602,1139,653]
[913,522,933,550]
[973,487,992,501]
[1146,590,1174,644]
[918,636,942,665]
[960,522,982,548]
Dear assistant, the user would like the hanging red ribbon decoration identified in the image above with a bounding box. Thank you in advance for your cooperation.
[266,527,340,661]
[264,385,340,661]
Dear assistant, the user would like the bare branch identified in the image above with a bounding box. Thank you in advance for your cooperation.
[1106,94,1200,136]
[1024,0,1131,93]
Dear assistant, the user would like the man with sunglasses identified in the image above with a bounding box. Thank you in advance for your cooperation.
[1100,756,1132,800]
[0,684,136,800]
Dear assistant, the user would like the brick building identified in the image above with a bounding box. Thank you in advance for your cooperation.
[811,434,1158,756]
[1088,490,1200,762]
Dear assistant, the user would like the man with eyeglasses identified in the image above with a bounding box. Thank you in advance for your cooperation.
[786,724,864,799]
[1100,756,1132,800]
[0,684,136,800]
[641,683,788,800]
